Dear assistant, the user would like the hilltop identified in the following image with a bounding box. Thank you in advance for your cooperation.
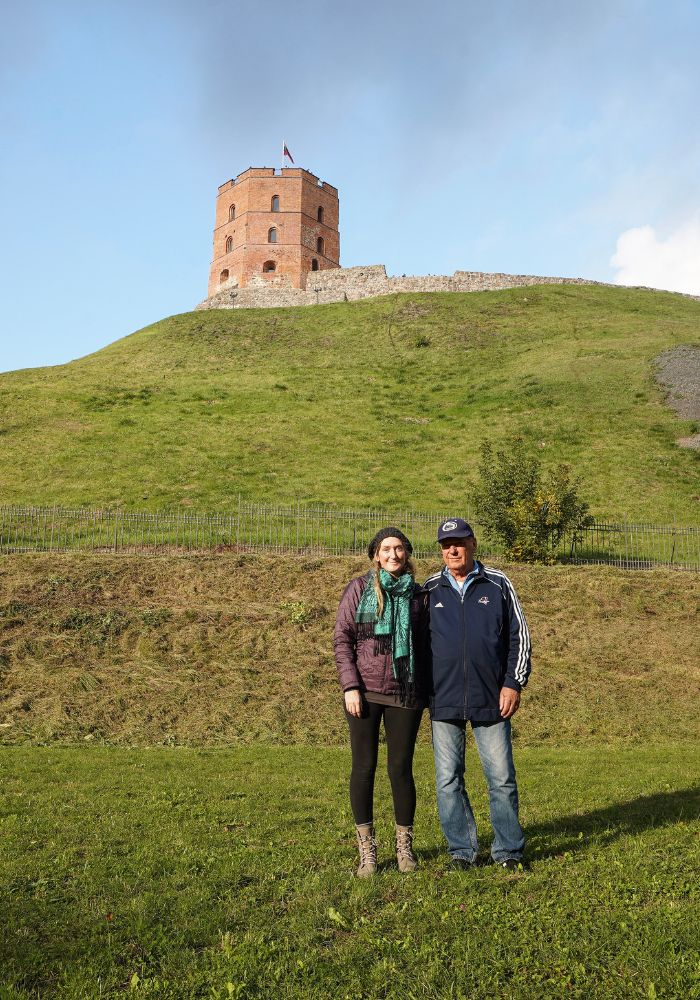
[0,285,698,521]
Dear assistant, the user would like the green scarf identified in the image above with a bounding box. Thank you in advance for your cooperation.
[355,569,415,693]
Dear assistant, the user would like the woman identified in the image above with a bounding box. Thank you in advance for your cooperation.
[333,526,428,876]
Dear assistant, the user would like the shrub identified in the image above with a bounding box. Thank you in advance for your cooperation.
[473,438,594,562]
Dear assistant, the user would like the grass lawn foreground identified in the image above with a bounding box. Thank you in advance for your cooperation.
[2,743,699,999]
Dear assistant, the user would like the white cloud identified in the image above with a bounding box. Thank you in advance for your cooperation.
[611,219,700,295]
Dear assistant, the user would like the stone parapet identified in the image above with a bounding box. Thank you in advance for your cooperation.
[196,265,700,311]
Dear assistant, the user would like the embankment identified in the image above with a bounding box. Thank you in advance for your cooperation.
[1,553,697,747]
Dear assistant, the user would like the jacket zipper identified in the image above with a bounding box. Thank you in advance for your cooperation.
[461,586,468,717]
[446,582,468,716]
[442,580,470,717]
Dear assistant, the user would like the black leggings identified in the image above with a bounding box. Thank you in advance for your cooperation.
[345,701,424,826]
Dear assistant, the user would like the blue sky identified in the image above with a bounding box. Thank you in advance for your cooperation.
[1,0,699,373]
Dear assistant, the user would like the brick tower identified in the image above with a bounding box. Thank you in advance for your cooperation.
[207,167,340,297]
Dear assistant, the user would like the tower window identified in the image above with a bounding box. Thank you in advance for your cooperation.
[228,204,236,221]
[311,258,319,271]
[316,236,324,255]
[268,227,277,243]
[271,195,280,212]
[220,269,229,283]
[263,260,276,272]
[225,236,233,253]
[317,206,324,223]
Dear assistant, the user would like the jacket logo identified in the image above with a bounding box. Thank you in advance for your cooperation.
[434,602,444,608]
[478,596,490,605]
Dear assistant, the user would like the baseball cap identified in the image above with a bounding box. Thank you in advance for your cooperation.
[437,518,475,542]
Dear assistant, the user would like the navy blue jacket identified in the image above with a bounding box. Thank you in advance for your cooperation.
[424,563,531,723]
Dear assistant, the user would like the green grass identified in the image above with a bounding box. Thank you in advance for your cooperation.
[2,285,698,998]
[0,286,698,520]
[2,554,698,747]
[2,744,698,999]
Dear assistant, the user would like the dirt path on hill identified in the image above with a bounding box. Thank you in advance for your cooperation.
[655,345,700,448]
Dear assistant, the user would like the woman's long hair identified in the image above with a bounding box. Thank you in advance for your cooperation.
[372,556,416,618]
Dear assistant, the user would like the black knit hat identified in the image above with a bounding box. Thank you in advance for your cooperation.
[367,526,413,560]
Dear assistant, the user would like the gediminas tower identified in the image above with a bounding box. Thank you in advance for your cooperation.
[207,167,340,297]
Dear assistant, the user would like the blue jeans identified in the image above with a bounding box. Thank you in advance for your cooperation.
[431,718,524,862]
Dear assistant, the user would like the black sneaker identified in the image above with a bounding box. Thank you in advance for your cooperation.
[450,857,476,870]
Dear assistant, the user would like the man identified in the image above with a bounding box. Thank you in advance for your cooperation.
[424,518,531,870]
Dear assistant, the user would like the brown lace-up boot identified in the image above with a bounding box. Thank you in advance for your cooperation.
[355,823,377,877]
[395,824,418,873]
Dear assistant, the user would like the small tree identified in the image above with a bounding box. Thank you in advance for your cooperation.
[473,438,594,562]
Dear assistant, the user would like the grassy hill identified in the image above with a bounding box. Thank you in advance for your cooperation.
[2,553,698,747]
[1,285,698,521]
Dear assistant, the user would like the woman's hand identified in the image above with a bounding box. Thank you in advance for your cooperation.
[344,690,363,718]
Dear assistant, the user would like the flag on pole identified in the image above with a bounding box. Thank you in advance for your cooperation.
[283,142,294,164]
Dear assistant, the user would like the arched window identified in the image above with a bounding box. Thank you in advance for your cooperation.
[317,206,324,223]
[268,227,277,243]
[225,236,233,253]
[219,269,229,283]
[271,195,280,212]
[228,204,236,221]
[316,236,324,255]
[311,258,319,271]
[263,260,276,272]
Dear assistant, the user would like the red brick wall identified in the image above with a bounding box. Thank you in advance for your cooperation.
[207,167,341,295]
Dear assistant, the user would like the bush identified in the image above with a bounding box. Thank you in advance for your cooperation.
[473,438,594,562]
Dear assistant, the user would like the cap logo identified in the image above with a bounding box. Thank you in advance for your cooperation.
[441,520,458,532]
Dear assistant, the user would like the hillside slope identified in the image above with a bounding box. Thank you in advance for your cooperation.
[1,553,698,746]
[1,286,698,520]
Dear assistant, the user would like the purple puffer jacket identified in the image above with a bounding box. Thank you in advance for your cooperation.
[333,573,429,698]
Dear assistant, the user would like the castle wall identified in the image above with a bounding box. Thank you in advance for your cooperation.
[197,265,615,311]
[299,173,340,266]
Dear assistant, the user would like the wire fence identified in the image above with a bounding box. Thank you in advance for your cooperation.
[1,503,698,570]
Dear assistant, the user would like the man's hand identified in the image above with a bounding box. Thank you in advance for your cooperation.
[499,687,521,719]
[344,690,363,718]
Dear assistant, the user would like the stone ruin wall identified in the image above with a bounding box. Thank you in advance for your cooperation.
[196,264,699,311]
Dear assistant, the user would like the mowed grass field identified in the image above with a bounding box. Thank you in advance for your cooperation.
[0,285,698,521]
[2,744,699,999]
